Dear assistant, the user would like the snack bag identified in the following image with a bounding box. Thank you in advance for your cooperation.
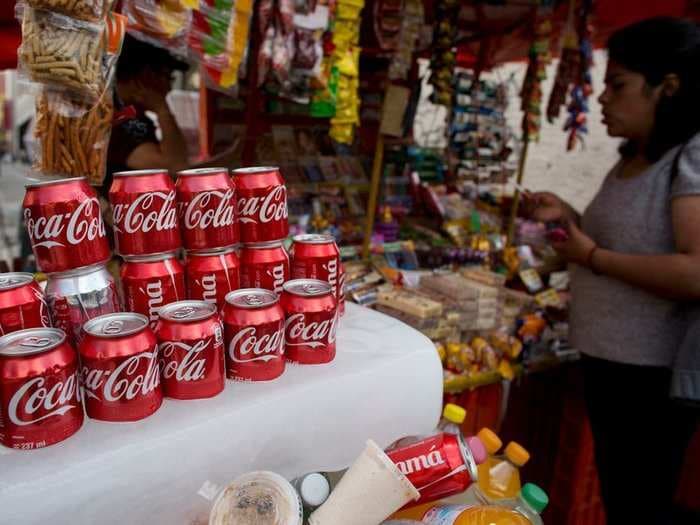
[34,88,114,185]
[26,0,109,22]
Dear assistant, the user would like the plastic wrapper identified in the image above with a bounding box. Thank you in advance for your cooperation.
[19,7,107,100]
[34,89,113,185]
[121,0,190,56]
[27,0,108,22]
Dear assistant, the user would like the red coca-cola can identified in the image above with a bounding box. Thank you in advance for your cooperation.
[386,432,485,505]
[109,169,181,256]
[222,288,285,381]
[290,234,341,303]
[23,177,110,273]
[176,167,238,250]
[232,166,288,243]
[79,312,162,421]
[121,251,185,331]
[185,246,240,311]
[46,263,120,346]
[280,279,337,365]
[0,273,52,336]
[156,300,225,399]
[0,327,83,449]
[239,241,290,295]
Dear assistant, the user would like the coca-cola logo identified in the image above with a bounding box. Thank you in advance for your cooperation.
[237,186,288,225]
[229,326,284,363]
[160,339,212,382]
[24,198,105,249]
[266,264,286,295]
[182,189,235,231]
[8,373,79,426]
[284,312,337,348]
[394,451,446,476]
[81,348,160,402]
[113,191,178,235]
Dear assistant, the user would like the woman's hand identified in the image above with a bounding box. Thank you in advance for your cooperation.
[551,220,596,266]
[525,192,577,224]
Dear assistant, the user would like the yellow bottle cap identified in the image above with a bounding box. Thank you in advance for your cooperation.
[477,428,502,455]
[505,441,530,467]
[442,403,466,424]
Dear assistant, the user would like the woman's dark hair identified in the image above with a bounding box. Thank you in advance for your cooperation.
[608,17,700,161]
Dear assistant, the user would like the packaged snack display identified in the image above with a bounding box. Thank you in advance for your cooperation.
[34,89,113,184]
[26,0,108,22]
[19,7,106,99]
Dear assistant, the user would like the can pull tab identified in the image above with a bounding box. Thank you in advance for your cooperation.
[102,320,124,335]
[173,306,196,319]
[0,277,21,287]
[302,284,323,295]
[20,337,52,348]
[244,294,264,306]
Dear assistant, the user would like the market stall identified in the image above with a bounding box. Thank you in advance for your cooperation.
[2,1,700,524]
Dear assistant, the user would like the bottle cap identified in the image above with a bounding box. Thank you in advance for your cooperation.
[442,403,466,424]
[298,473,330,507]
[477,427,502,455]
[465,436,487,465]
[521,483,549,514]
[505,441,530,467]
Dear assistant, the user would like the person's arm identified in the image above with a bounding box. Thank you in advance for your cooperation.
[555,195,700,300]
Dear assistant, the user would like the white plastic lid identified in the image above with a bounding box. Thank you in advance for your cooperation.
[298,473,330,507]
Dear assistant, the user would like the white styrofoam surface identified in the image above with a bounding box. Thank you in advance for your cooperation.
[0,303,442,525]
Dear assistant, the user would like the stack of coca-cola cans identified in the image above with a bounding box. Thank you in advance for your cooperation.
[0,166,345,450]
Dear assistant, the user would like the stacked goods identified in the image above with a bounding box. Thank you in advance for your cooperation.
[420,273,502,332]
[3,164,349,450]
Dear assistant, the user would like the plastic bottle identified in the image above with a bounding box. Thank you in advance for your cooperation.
[476,441,530,505]
[461,427,503,504]
[388,404,466,450]
[511,483,549,525]
[418,504,530,524]
[437,404,467,435]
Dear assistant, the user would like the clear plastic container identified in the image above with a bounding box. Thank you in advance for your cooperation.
[461,428,503,505]
[511,483,549,525]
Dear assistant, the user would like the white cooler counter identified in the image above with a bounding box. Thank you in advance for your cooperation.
[0,303,442,525]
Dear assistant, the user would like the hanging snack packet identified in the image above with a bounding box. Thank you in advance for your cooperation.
[26,0,108,22]
[33,88,114,185]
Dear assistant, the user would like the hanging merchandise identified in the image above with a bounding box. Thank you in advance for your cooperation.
[387,0,424,81]
[188,0,254,91]
[328,0,364,145]
[450,71,515,186]
[429,0,459,107]
[520,4,553,143]
[121,0,191,55]
[563,0,593,150]
[545,0,579,122]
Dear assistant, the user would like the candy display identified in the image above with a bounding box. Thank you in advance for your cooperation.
[520,9,553,142]
[428,0,459,107]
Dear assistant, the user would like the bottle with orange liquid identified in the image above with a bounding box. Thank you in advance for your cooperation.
[474,433,530,506]
[414,483,549,524]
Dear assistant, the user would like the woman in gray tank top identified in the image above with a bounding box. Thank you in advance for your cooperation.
[530,18,699,524]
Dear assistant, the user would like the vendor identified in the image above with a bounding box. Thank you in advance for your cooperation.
[106,34,191,184]
[531,18,699,524]
[105,35,240,195]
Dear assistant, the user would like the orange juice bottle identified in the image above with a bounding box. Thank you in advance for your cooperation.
[476,441,530,505]
[419,504,531,524]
